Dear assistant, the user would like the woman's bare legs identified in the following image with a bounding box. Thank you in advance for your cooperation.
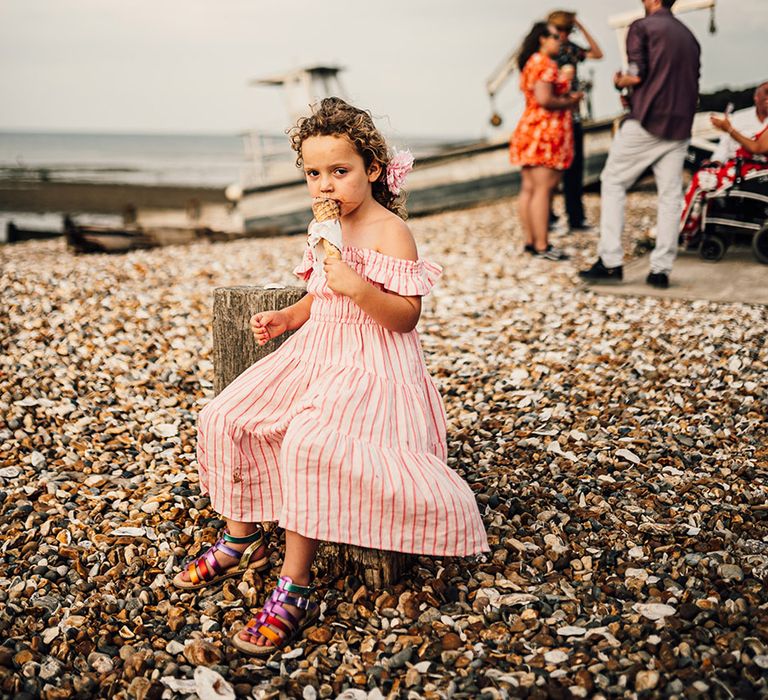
[529,167,563,252]
[239,529,320,646]
[518,167,534,247]
[176,518,265,583]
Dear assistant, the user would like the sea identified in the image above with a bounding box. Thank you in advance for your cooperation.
[0,131,251,242]
[0,130,458,242]
[0,131,252,188]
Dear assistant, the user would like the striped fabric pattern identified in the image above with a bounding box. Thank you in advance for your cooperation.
[196,245,489,557]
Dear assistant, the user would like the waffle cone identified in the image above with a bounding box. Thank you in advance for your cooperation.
[312,198,341,223]
[323,239,341,259]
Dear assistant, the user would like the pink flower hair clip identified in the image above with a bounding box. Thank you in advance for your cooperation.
[385,148,414,195]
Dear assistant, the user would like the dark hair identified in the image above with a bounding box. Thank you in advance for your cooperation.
[288,97,406,219]
[662,0,677,7]
[517,22,552,71]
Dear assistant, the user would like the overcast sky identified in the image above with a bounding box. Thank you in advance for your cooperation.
[0,0,765,139]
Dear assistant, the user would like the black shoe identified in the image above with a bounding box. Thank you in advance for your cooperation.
[524,244,536,255]
[569,222,593,233]
[533,245,569,261]
[646,271,669,289]
[578,258,623,283]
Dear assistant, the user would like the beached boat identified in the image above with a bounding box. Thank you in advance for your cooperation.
[233,104,735,237]
[234,119,615,236]
[231,63,612,235]
[5,221,63,243]
[63,217,250,255]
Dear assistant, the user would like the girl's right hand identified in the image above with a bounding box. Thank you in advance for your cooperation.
[250,310,289,346]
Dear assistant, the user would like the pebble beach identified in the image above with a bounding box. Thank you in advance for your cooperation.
[1,192,767,699]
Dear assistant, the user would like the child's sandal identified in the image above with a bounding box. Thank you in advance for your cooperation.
[172,528,269,590]
[231,576,320,657]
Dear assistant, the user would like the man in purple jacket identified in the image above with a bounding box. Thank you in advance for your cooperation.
[579,0,701,289]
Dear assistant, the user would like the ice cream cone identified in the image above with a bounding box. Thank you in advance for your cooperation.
[312,198,342,258]
[312,197,340,223]
[321,239,340,259]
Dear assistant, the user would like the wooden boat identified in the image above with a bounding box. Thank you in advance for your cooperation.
[63,217,250,255]
[5,221,63,243]
[233,118,615,236]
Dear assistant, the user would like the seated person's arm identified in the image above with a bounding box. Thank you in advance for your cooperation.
[711,115,768,156]
[746,128,768,156]
[349,220,422,333]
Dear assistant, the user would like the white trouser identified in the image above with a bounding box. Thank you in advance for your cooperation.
[598,119,688,273]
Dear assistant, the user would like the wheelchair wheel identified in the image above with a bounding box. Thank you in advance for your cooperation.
[753,224,768,264]
[699,235,726,262]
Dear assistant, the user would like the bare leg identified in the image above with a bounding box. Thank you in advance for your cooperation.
[240,529,320,646]
[176,517,264,583]
[529,167,563,251]
[518,167,534,246]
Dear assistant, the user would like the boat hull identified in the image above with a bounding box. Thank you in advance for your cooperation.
[239,120,614,235]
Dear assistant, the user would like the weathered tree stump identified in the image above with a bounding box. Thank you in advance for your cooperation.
[213,286,307,395]
[212,285,411,587]
[314,543,410,590]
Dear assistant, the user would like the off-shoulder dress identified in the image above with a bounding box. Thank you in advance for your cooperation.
[196,244,489,556]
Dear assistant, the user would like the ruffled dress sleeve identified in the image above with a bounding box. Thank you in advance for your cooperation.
[355,247,442,297]
[292,245,315,281]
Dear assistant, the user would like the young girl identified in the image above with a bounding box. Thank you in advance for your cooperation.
[173,97,489,656]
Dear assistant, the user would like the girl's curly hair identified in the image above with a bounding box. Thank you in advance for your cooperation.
[288,97,407,219]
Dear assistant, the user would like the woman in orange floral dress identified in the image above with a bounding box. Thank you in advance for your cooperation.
[510,22,583,261]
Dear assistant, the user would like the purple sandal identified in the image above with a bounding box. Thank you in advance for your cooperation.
[231,576,319,656]
[172,528,269,590]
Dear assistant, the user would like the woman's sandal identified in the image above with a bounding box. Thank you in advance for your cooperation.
[172,528,270,590]
[231,576,320,657]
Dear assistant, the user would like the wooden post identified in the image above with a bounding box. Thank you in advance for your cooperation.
[213,286,307,395]
[212,286,411,587]
[315,543,410,590]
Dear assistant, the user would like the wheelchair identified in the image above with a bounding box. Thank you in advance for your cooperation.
[693,159,768,264]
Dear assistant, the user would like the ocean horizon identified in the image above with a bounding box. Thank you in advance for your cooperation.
[0,130,468,190]
[0,131,249,188]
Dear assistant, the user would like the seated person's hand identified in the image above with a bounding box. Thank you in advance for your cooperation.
[250,310,289,346]
[710,114,731,133]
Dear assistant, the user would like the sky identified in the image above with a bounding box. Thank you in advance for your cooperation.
[0,0,765,140]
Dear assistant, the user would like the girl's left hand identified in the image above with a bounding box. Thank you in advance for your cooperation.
[323,257,364,298]
[710,114,731,133]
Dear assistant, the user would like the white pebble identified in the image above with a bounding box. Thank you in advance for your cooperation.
[544,649,569,664]
[165,640,185,655]
[633,603,676,620]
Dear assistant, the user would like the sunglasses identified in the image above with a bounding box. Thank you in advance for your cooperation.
[545,31,561,39]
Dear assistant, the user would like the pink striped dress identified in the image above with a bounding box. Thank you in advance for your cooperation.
[196,244,489,557]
